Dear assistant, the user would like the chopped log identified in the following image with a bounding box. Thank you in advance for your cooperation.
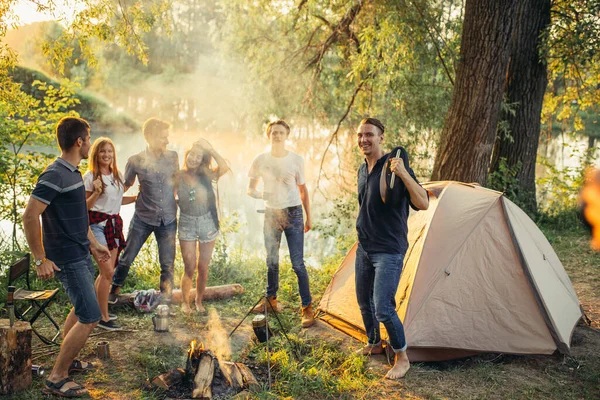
[0,320,32,395]
[151,368,184,390]
[192,352,215,399]
[219,361,244,390]
[235,363,260,392]
[113,284,244,306]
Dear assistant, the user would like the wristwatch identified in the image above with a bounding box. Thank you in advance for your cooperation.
[34,257,47,267]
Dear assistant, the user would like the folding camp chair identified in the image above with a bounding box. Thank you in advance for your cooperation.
[8,254,61,346]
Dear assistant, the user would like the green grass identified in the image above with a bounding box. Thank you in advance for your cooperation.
[1,214,599,399]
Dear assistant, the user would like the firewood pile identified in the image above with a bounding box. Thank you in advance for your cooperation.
[146,340,260,399]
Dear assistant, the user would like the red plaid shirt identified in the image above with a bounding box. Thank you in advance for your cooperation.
[88,211,126,252]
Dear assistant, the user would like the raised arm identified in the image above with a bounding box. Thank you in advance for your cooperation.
[209,148,230,178]
[389,157,429,210]
[85,176,103,209]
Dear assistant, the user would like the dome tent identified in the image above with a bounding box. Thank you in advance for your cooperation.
[317,181,583,361]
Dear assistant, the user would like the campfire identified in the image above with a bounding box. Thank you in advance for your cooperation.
[147,340,260,399]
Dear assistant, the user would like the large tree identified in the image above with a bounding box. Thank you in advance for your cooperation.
[431,0,517,184]
[489,0,551,214]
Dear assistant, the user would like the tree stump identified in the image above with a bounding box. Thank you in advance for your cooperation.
[0,319,32,395]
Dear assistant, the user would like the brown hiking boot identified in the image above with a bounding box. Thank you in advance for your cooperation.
[252,296,279,313]
[301,303,314,328]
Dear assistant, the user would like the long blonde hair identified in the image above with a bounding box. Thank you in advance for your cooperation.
[88,137,124,192]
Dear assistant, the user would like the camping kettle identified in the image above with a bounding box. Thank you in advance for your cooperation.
[152,304,170,332]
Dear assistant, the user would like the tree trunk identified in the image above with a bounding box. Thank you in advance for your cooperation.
[431,0,517,184]
[0,320,32,395]
[489,0,551,214]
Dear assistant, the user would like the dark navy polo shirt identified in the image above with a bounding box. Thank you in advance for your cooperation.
[31,158,90,264]
[356,152,421,255]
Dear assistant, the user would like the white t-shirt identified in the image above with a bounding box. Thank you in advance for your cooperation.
[248,151,305,209]
[83,171,125,215]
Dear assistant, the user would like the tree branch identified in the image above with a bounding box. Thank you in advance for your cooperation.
[305,1,364,73]
[314,75,371,193]
[407,0,455,85]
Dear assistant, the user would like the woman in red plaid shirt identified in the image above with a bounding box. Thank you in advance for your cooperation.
[84,138,136,330]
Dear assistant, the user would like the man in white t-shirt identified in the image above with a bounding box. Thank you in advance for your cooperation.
[248,120,314,328]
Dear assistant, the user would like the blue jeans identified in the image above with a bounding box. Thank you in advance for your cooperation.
[55,255,102,324]
[112,214,177,295]
[264,205,312,307]
[355,243,407,352]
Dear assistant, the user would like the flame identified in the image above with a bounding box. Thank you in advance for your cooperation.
[188,339,204,358]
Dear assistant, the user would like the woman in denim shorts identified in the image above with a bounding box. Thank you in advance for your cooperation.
[177,139,229,314]
[84,138,136,330]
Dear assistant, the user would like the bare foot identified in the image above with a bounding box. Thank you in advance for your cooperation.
[195,301,206,314]
[181,303,193,314]
[385,351,410,379]
[356,343,384,356]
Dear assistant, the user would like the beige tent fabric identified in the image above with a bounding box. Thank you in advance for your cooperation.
[405,199,556,354]
[318,243,362,332]
[404,183,503,328]
[503,198,582,349]
[316,181,582,361]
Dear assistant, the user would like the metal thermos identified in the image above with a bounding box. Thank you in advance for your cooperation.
[32,365,45,377]
[152,304,170,332]
[7,286,15,327]
[252,314,272,343]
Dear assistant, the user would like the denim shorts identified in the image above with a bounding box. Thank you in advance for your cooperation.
[178,212,219,242]
[54,255,102,324]
[90,222,119,248]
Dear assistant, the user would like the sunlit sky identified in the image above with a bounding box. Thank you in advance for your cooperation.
[9,0,83,26]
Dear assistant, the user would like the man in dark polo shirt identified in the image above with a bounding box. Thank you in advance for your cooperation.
[23,117,111,397]
[354,117,429,380]
[110,117,179,301]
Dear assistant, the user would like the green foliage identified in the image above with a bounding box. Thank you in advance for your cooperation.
[542,0,600,140]
[487,158,536,215]
[9,65,139,133]
[536,153,589,229]
[0,73,80,251]
[313,192,357,254]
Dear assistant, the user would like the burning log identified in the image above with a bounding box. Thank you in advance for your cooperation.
[186,340,216,399]
[149,340,260,399]
[192,352,214,399]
